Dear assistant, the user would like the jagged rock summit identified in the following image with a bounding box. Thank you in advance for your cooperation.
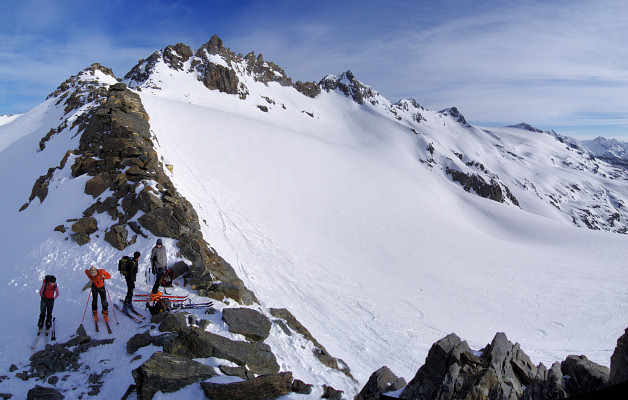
[124,34,317,99]
[358,328,628,400]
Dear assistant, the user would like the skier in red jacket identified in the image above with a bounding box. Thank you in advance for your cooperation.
[38,275,59,334]
[85,266,111,322]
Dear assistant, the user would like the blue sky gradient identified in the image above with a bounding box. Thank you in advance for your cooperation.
[1,0,626,139]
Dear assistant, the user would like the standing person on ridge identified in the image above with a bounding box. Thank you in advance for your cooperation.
[85,266,111,323]
[38,275,59,334]
[150,238,167,282]
[122,251,141,315]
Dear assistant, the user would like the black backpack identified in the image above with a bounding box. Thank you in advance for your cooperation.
[44,275,56,284]
[118,256,129,276]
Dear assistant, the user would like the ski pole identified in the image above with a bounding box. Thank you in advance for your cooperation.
[105,287,119,325]
[51,317,56,341]
[81,291,92,324]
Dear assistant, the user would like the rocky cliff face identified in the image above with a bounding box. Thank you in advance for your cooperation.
[64,80,258,305]
[124,34,320,100]
[358,328,628,400]
[319,70,380,106]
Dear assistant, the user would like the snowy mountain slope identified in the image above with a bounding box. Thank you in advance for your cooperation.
[1,36,627,399]
[122,38,628,381]
[583,136,628,160]
[0,114,21,128]
[0,64,355,399]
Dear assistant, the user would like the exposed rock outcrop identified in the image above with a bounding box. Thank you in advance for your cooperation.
[355,366,406,400]
[126,35,323,102]
[358,330,620,400]
[200,372,293,400]
[560,355,609,396]
[609,328,628,385]
[445,167,520,206]
[438,107,469,127]
[28,326,114,380]
[164,327,280,376]
[26,385,64,400]
[320,70,379,105]
[222,307,272,342]
[294,80,322,98]
[131,352,216,400]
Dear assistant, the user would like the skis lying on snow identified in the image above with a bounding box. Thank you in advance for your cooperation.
[133,297,188,303]
[171,301,214,310]
[134,293,188,299]
[113,304,142,323]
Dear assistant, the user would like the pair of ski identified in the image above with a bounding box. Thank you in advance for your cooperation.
[94,316,112,334]
[31,317,56,350]
[114,300,146,323]
[133,293,188,303]
[171,301,214,310]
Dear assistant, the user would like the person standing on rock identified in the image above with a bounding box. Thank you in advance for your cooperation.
[85,266,111,323]
[150,238,167,282]
[38,275,59,334]
[122,252,140,315]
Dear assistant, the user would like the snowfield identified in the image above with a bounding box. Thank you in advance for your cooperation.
[0,56,626,399]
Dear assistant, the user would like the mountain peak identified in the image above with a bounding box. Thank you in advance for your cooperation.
[45,63,118,120]
[394,98,424,111]
[438,106,468,126]
[319,70,379,105]
[204,34,227,55]
[506,122,544,133]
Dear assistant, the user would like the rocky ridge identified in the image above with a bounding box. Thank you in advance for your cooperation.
[8,62,355,399]
[357,328,628,400]
[124,34,320,99]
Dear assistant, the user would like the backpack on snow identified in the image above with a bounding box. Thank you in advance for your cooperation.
[160,268,175,288]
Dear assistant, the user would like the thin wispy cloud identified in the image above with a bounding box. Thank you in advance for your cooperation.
[0,0,626,138]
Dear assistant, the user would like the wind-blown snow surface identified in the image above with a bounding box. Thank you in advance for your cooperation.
[134,64,628,384]
[0,60,627,399]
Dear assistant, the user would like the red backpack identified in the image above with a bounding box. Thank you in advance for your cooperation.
[42,275,56,299]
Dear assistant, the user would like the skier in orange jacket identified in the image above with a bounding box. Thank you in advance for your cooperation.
[85,266,111,322]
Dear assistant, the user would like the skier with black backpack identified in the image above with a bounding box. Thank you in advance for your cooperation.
[38,275,59,334]
[120,251,141,315]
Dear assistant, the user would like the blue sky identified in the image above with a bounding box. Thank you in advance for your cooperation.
[1,0,626,139]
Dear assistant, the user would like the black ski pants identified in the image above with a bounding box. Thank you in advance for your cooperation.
[124,275,136,306]
[38,297,54,329]
[91,286,108,311]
